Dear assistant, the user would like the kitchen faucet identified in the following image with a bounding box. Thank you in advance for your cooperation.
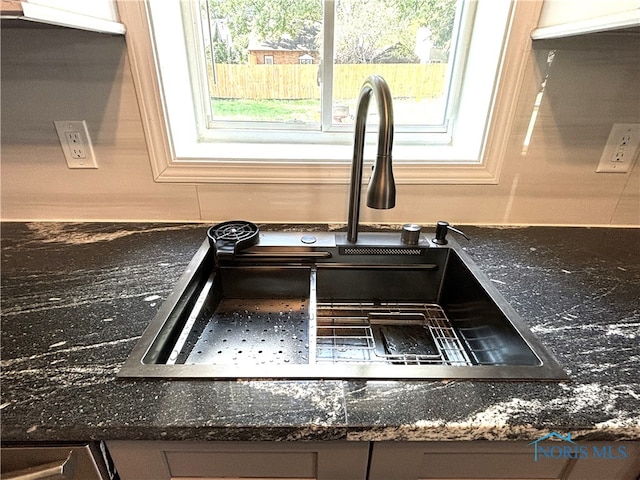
[346,75,396,243]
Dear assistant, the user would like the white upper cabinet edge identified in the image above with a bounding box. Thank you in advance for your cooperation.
[532,0,640,39]
[17,0,125,34]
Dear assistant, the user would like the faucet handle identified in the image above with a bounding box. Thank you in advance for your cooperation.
[433,221,470,245]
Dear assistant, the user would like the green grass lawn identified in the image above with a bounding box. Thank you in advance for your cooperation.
[210,96,447,125]
[211,98,320,122]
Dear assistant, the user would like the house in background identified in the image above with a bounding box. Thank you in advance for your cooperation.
[248,25,319,65]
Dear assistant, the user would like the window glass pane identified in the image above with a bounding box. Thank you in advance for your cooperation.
[202,0,323,125]
[333,0,460,127]
[200,0,460,130]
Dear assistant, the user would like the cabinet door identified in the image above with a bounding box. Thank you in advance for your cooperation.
[566,442,640,480]
[107,441,369,480]
[368,441,640,480]
[368,442,571,480]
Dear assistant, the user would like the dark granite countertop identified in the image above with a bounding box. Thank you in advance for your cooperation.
[1,223,639,443]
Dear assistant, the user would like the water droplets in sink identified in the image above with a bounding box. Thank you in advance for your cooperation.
[179,297,311,366]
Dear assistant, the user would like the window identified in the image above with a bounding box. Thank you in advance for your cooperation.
[118,0,542,183]
[198,0,459,131]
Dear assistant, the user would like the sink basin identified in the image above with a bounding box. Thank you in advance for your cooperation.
[118,231,568,380]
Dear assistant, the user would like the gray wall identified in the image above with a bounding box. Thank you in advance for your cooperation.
[1,24,638,225]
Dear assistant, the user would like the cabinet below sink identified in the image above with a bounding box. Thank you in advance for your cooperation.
[108,440,640,480]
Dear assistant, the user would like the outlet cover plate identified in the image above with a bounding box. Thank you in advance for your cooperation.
[596,123,640,173]
[54,120,98,169]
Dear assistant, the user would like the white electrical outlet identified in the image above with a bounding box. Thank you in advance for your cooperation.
[596,123,640,173]
[54,120,98,169]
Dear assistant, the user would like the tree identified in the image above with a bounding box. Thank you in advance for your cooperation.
[206,0,458,64]
[207,0,321,60]
[335,0,458,63]
[335,0,413,64]
[393,0,458,55]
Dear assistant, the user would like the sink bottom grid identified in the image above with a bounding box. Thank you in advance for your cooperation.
[316,303,473,366]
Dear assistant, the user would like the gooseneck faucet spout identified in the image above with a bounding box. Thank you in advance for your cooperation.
[347,75,396,243]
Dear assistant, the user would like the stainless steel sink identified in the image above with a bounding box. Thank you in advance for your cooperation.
[118,231,568,380]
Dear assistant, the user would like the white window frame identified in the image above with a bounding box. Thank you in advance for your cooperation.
[116,0,543,185]
[193,0,455,139]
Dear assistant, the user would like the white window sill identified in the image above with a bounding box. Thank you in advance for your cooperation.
[152,145,499,185]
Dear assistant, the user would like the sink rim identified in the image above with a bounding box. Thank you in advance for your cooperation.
[117,232,569,381]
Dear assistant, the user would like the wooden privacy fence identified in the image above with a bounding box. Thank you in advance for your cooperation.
[209,63,447,100]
